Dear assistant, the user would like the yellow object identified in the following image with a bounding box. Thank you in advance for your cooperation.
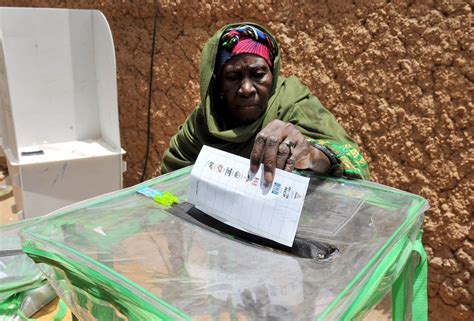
[153,192,179,206]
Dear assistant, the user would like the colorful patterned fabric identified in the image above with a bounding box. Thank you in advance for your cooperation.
[306,138,370,179]
[216,25,276,71]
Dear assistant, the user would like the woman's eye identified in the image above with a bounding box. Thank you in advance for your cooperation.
[225,73,239,81]
[253,72,266,79]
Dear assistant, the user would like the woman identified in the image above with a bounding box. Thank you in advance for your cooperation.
[161,23,369,182]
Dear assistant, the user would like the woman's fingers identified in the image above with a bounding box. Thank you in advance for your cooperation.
[250,133,266,173]
[276,142,291,170]
[284,154,296,172]
[250,120,309,183]
[263,134,280,183]
[250,120,285,172]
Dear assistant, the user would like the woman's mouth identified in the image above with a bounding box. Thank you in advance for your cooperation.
[237,103,259,109]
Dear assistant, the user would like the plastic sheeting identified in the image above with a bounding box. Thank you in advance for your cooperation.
[0,219,59,320]
[0,219,44,302]
[20,166,428,320]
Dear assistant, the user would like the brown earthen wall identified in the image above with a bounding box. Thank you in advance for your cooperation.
[1,0,472,320]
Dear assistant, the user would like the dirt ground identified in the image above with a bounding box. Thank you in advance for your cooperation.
[0,0,472,320]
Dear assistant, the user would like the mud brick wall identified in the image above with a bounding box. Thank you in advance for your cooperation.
[1,1,472,320]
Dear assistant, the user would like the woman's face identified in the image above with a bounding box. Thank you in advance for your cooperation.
[220,54,273,125]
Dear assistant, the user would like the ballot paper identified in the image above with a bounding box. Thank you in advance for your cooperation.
[188,145,309,247]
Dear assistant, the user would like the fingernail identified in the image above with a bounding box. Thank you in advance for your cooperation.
[264,172,273,183]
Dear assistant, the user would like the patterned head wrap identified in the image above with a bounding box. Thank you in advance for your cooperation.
[216,25,277,72]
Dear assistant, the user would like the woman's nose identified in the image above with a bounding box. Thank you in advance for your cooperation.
[238,78,256,97]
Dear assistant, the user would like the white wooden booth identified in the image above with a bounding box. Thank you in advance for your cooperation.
[0,8,126,219]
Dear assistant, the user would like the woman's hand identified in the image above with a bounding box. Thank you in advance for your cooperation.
[250,120,331,183]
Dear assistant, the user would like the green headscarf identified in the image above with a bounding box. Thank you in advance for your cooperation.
[161,23,369,179]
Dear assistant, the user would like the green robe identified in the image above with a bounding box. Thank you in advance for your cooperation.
[161,23,369,180]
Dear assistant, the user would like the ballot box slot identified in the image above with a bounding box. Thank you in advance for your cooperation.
[167,202,339,260]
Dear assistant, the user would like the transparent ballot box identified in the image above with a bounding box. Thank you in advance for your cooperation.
[20,166,428,320]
